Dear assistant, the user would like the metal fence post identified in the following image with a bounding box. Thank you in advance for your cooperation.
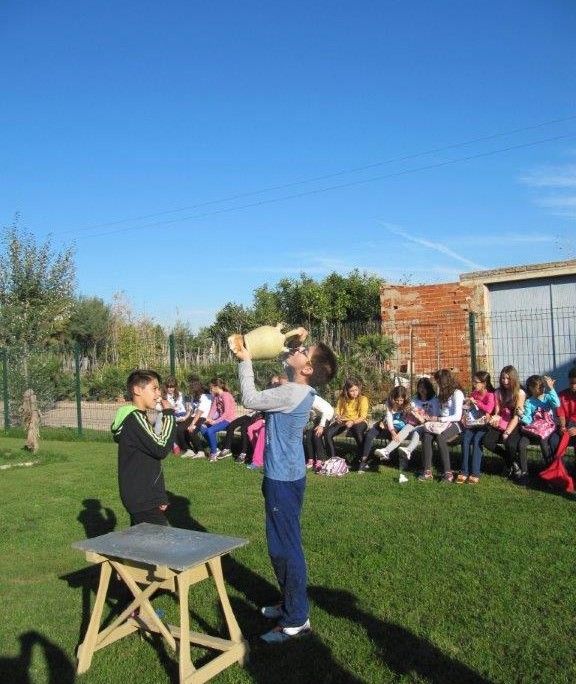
[169,334,176,376]
[74,344,83,437]
[1,348,10,430]
[468,312,477,378]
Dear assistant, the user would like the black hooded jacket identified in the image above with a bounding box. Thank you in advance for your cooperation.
[111,405,176,514]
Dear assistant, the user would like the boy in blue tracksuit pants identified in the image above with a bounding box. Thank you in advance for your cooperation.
[234,332,337,644]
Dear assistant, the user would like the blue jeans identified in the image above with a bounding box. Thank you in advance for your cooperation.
[199,420,229,454]
[460,428,486,476]
[262,477,308,628]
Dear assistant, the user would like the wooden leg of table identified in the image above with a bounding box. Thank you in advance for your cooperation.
[177,572,195,683]
[111,561,176,651]
[77,561,112,674]
[207,557,243,644]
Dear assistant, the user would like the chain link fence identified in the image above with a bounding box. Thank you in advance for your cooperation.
[2,310,574,434]
[384,306,576,392]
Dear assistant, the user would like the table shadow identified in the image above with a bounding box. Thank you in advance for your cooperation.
[0,631,75,684]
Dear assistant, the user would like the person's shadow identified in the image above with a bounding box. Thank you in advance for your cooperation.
[77,498,117,538]
[309,586,493,684]
[165,491,365,683]
[0,631,75,684]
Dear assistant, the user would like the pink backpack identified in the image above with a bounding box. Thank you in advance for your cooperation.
[318,457,349,477]
[521,406,556,439]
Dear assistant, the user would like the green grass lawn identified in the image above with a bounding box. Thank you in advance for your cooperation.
[0,436,575,683]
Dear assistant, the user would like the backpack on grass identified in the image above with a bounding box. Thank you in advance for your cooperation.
[318,457,349,477]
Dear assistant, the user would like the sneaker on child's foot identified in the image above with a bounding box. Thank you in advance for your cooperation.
[208,454,218,463]
[397,446,411,461]
[236,453,246,463]
[418,470,433,482]
[181,449,196,459]
[191,451,206,459]
[374,448,390,461]
[398,473,409,484]
[440,472,454,484]
[218,448,231,459]
[358,462,371,474]
[260,619,311,644]
[306,459,314,469]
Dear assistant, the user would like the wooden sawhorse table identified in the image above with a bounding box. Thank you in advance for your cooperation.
[72,523,249,683]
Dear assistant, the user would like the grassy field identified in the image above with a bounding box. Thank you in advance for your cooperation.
[0,436,574,684]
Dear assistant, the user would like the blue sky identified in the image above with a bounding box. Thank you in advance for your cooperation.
[2,1,576,331]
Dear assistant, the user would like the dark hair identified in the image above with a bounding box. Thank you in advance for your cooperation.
[387,385,408,409]
[341,377,361,399]
[309,342,337,387]
[415,377,435,401]
[210,377,229,392]
[526,374,545,397]
[473,370,494,392]
[188,379,206,401]
[126,369,161,400]
[268,373,288,388]
[433,368,461,404]
[163,376,180,400]
[568,367,576,380]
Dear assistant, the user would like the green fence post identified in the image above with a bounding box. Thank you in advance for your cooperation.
[1,348,10,431]
[74,344,83,437]
[468,312,477,378]
[169,334,176,376]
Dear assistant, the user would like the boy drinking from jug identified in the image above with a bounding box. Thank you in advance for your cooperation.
[233,330,337,643]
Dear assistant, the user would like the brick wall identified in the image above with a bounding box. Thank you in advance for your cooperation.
[380,281,484,384]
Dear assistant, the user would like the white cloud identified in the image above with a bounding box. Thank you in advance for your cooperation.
[521,160,576,219]
[520,165,576,188]
[378,222,485,270]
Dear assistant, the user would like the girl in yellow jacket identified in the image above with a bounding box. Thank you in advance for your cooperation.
[323,378,370,467]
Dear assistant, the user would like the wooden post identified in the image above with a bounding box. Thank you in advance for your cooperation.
[22,389,40,452]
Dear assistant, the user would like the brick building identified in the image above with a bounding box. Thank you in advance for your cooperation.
[380,259,576,387]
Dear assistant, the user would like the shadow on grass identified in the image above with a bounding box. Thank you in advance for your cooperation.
[309,586,492,684]
[64,492,367,682]
[167,491,364,682]
[0,631,75,684]
[77,498,117,538]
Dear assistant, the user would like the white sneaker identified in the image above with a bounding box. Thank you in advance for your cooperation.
[398,446,411,461]
[190,451,206,459]
[398,473,409,484]
[217,449,231,459]
[181,450,196,459]
[374,448,390,461]
[260,619,311,643]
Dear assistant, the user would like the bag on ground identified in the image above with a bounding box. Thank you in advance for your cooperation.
[318,457,349,477]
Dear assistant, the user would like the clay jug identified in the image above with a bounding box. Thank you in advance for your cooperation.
[228,323,302,360]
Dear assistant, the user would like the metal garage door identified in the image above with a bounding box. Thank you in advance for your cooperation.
[488,276,576,389]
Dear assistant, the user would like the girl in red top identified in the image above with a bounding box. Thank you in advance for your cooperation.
[556,367,576,460]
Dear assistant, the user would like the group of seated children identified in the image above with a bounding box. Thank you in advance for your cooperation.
[158,364,576,487]
[162,374,288,468]
[306,366,576,486]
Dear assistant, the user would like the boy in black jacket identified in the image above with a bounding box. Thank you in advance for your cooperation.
[111,369,176,526]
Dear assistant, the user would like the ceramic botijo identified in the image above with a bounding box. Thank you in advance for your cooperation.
[228,323,301,360]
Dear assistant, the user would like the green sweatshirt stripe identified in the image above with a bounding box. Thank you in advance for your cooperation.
[133,411,174,446]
